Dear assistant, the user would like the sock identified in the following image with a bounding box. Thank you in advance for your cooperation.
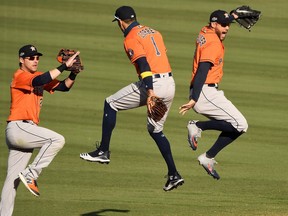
[149,132,177,175]
[197,120,238,132]
[99,100,117,151]
[206,131,242,158]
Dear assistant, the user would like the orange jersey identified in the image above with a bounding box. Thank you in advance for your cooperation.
[124,24,171,75]
[7,69,60,124]
[191,26,225,84]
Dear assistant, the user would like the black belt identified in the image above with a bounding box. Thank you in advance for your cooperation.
[7,120,31,124]
[190,83,218,89]
[153,72,172,78]
[207,83,218,88]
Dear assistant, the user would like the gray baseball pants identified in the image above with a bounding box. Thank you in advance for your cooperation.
[193,84,248,132]
[106,74,175,133]
[0,120,65,216]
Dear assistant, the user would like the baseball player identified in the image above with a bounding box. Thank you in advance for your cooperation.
[179,10,248,179]
[80,6,184,191]
[0,45,80,216]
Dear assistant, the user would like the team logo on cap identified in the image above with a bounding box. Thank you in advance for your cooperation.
[211,17,217,22]
[30,46,36,51]
[224,13,229,18]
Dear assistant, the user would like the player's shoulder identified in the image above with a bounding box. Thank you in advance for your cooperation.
[130,25,159,37]
[14,70,42,78]
[200,26,214,36]
[198,26,219,42]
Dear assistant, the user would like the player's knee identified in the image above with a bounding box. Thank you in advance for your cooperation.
[238,118,248,133]
[242,120,248,133]
[147,123,163,134]
[105,98,119,112]
[147,123,155,133]
[54,134,65,149]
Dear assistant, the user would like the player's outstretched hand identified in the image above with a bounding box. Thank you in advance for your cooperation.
[65,51,80,68]
[179,100,196,115]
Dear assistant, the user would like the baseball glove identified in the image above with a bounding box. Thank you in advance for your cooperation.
[147,96,168,122]
[231,6,261,30]
[57,48,83,74]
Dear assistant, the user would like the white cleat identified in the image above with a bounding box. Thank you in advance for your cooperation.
[198,153,220,180]
[187,120,202,150]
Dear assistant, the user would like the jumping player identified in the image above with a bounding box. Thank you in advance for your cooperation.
[80,6,184,191]
[0,45,80,216]
[179,10,248,179]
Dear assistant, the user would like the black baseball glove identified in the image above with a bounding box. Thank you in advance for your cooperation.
[231,6,261,30]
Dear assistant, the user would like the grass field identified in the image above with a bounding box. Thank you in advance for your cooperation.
[0,0,288,215]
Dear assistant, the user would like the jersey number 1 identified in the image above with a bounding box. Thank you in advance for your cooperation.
[151,36,161,56]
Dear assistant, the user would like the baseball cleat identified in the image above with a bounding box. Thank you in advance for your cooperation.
[163,172,184,191]
[19,172,40,197]
[198,153,220,180]
[187,120,202,150]
[80,149,110,164]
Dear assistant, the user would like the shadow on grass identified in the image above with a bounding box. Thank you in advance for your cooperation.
[81,209,130,216]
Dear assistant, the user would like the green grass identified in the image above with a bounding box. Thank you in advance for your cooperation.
[1,0,288,215]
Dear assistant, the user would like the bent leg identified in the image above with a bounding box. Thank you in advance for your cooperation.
[6,122,65,179]
[194,86,248,133]
[206,131,243,158]
[25,126,65,179]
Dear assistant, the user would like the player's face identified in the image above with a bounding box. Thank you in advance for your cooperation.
[215,23,231,41]
[20,55,40,73]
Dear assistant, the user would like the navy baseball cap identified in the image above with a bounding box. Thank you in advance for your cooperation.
[19,45,43,58]
[210,10,234,24]
[112,6,136,22]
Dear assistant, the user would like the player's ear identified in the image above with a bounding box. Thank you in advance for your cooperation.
[19,57,25,64]
[210,22,217,28]
[118,20,125,32]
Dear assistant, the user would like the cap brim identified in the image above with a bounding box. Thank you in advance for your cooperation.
[29,52,43,57]
[112,15,121,22]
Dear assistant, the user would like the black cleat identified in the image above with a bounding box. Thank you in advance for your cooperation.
[80,148,110,164]
[163,172,184,191]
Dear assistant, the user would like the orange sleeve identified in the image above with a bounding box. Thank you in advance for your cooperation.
[124,37,146,63]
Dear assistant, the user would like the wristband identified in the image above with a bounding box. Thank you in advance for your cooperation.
[57,64,68,72]
[142,75,153,90]
[68,72,77,80]
[140,71,153,79]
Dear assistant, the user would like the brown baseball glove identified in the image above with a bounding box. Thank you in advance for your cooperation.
[57,48,84,74]
[147,96,168,122]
